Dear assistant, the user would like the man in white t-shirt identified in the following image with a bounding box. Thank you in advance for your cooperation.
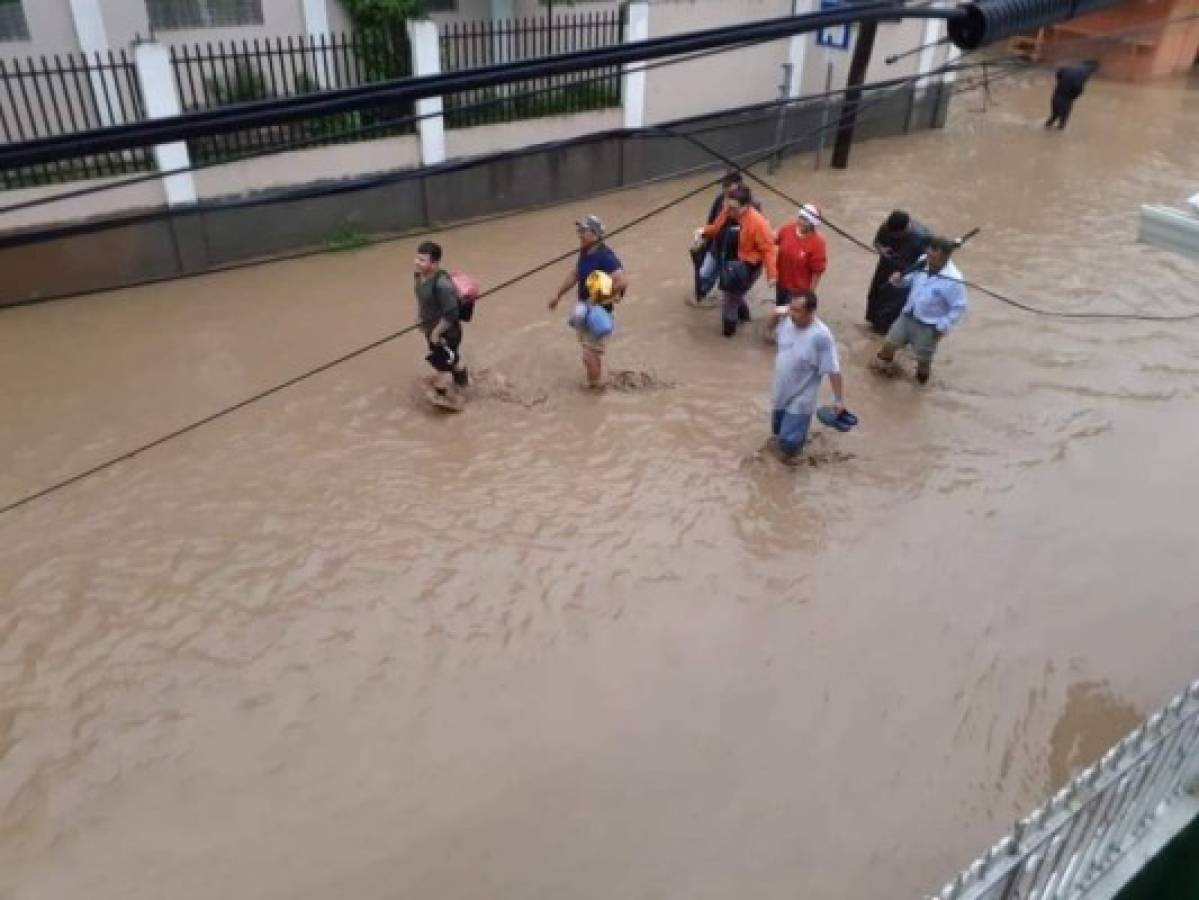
[767,291,845,462]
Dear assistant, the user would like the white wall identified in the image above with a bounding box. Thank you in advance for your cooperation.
[798,17,931,96]
[643,0,794,126]
[0,0,78,60]
[194,133,421,200]
[0,173,166,230]
[446,107,618,159]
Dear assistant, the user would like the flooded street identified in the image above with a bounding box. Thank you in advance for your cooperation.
[2,70,1199,899]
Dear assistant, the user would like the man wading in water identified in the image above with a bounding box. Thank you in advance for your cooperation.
[414,240,469,405]
[767,291,845,463]
[775,203,828,308]
[866,209,931,334]
[548,215,628,389]
[697,185,778,337]
[691,171,744,302]
[1045,60,1099,130]
[872,236,968,384]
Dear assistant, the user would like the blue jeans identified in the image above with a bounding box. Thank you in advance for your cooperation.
[697,252,720,299]
[771,409,812,457]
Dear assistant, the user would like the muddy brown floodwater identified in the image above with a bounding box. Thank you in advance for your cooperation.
[2,71,1199,900]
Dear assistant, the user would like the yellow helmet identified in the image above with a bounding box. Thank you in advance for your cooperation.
[585,270,614,302]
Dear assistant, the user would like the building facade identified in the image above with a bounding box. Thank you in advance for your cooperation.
[0,0,621,59]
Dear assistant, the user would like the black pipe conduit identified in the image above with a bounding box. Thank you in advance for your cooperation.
[0,0,1122,171]
[950,0,1121,49]
[0,3,959,170]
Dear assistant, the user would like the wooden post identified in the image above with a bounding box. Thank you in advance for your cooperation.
[830,20,877,170]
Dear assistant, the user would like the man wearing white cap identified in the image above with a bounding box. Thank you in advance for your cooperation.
[775,204,828,311]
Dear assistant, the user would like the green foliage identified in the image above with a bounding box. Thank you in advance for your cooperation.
[340,0,430,28]
[444,81,621,129]
[207,63,271,106]
[325,221,373,252]
[341,0,423,81]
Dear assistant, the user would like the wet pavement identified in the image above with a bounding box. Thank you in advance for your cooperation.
[1,70,1198,899]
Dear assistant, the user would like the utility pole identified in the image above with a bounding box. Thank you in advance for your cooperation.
[768,63,792,174]
[830,20,877,169]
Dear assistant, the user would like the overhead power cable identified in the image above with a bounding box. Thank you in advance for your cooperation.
[660,95,1199,323]
[8,8,1197,517]
[0,44,1012,220]
[0,51,996,517]
[0,2,963,170]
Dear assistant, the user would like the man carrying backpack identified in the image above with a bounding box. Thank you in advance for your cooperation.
[697,185,778,337]
[414,240,469,403]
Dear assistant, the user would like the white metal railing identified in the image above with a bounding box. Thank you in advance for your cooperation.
[927,679,1199,900]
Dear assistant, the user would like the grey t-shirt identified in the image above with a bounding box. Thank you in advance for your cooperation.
[771,317,839,415]
[414,270,459,338]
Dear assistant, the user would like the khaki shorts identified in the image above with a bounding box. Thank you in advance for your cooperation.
[577,328,608,354]
[885,312,940,364]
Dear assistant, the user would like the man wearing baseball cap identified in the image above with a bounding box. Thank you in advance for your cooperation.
[548,215,628,389]
[775,203,828,311]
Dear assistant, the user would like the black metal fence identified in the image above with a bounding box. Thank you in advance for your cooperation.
[0,51,153,190]
[440,12,624,129]
[170,30,415,166]
[0,15,624,193]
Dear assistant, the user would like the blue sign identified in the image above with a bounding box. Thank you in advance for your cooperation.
[815,0,852,51]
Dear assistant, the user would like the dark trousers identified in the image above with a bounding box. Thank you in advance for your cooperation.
[1045,91,1074,129]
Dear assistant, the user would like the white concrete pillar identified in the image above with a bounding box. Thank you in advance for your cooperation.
[489,0,515,33]
[133,42,197,206]
[301,0,331,34]
[943,43,963,85]
[490,0,515,96]
[915,17,944,87]
[69,0,122,127]
[301,0,333,88]
[407,19,446,166]
[785,0,814,97]
[621,0,649,130]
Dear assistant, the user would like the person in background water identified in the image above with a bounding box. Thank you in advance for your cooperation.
[872,236,968,384]
[1045,60,1099,130]
[692,171,744,301]
[698,185,778,337]
[865,209,930,334]
[767,291,845,463]
[414,240,469,401]
[549,215,628,389]
[775,203,827,310]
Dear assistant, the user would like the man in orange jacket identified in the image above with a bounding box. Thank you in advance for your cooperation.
[698,185,779,337]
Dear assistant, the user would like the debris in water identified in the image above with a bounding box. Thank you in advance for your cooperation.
[467,368,549,408]
[742,433,855,469]
[606,369,676,392]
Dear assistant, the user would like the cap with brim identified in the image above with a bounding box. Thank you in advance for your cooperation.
[798,204,821,227]
[575,215,604,237]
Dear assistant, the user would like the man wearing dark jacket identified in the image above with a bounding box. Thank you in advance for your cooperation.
[692,171,743,301]
[865,210,930,334]
[1045,60,1099,130]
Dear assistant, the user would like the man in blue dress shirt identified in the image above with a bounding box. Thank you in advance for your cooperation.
[872,236,968,384]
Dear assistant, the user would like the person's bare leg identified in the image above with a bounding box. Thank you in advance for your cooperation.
[583,350,604,389]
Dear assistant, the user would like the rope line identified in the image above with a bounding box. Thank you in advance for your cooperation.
[7,11,1199,516]
[0,54,992,517]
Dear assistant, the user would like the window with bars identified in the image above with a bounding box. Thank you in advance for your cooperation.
[147,0,265,30]
[0,0,30,42]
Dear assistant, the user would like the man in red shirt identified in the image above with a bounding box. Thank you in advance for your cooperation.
[775,204,828,311]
